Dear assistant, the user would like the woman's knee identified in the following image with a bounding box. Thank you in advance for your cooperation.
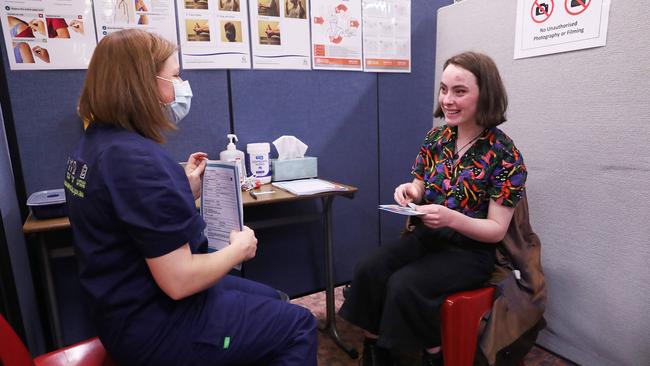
[385,270,418,304]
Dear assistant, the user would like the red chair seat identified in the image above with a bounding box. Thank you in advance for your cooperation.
[1,314,115,366]
[441,287,495,366]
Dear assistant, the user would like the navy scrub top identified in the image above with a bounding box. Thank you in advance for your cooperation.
[64,123,207,365]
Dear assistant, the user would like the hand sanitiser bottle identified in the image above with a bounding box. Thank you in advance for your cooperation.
[219,134,246,184]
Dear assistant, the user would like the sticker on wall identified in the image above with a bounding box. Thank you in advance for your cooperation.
[362,0,411,73]
[93,0,179,47]
[249,0,312,70]
[514,0,611,59]
[177,0,252,69]
[0,0,97,70]
[310,0,363,71]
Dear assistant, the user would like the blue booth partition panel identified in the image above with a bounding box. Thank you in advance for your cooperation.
[377,0,452,245]
[230,70,380,296]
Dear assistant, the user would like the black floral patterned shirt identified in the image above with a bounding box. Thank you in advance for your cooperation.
[411,125,527,219]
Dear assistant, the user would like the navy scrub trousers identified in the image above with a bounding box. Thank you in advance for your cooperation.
[189,275,318,366]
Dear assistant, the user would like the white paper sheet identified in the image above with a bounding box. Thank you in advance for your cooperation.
[1,0,97,70]
[178,0,252,69]
[362,0,411,73]
[272,178,347,195]
[378,204,424,216]
[249,0,311,70]
[310,0,363,71]
[201,161,244,269]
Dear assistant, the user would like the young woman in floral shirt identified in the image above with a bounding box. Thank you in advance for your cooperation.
[340,51,527,366]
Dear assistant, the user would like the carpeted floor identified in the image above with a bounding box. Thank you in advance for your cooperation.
[291,287,575,366]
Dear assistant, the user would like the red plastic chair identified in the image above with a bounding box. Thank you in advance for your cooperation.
[0,314,115,366]
[441,287,495,366]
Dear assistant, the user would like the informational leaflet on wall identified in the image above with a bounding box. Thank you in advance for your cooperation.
[310,0,362,71]
[201,161,243,269]
[93,0,178,45]
[1,0,96,70]
[249,0,311,70]
[177,0,251,69]
[514,0,611,59]
[362,0,410,73]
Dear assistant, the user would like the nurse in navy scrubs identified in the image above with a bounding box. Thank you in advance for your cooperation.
[64,29,317,366]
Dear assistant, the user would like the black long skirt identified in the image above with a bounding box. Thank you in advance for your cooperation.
[338,224,496,350]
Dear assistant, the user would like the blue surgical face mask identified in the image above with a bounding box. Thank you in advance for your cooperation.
[157,76,193,124]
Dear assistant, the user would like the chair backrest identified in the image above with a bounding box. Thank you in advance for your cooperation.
[0,313,35,366]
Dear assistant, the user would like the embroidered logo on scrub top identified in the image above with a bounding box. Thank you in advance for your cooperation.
[64,157,88,198]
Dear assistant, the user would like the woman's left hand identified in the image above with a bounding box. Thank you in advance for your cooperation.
[185,152,208,199]
[417,204,457,229]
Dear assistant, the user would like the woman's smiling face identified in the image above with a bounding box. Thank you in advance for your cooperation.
[438,64,480,127]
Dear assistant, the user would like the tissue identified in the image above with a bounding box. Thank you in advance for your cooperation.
[273,135,308,160]
[271,136,317,181]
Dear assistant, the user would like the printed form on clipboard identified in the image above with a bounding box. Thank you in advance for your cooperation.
[272,179,348,196]
[200,161,243,269]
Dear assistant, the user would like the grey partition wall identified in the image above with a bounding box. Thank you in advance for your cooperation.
[436,1,650,365]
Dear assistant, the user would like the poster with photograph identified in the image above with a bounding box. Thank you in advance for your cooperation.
[249,0,311,69]
[310,0,363,71]
[362,0,411,73]
[93,0,178,45]
[177,0,251,69]
[1,0,97,70]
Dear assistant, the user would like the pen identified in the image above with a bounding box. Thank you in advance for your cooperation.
[249,190,275,200]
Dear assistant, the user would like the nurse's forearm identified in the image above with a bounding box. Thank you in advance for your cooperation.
[146,243,245,300]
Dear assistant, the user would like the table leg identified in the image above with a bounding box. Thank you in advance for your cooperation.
[319,196,358,359]
[38,234,63,348]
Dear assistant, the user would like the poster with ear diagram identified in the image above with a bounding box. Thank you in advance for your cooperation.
[310,0,362,71]
[1,0,97,70]
[93,0,178,45]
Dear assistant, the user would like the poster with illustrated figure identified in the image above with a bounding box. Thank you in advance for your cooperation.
[177,0,251,69]
[362,0,411,73]
[249,0,311,70]
[0,0,97,70]
[93,0,178,46]
[310,0,362,71]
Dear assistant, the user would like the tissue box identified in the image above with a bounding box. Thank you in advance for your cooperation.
[27,189,67,219]
[271,156,317,182]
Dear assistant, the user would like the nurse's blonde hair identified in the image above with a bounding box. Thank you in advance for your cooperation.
[78,29,177,143]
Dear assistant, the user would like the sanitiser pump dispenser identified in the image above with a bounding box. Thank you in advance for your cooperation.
[219,134,246,183]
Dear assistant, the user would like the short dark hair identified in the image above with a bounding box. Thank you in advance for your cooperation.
[433,51,508,128]
[78,29,177,143]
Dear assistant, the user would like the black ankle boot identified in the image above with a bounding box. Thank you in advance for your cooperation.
[360,338,392,366]
[421,351,442,366]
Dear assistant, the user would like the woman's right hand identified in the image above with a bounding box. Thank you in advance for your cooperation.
[230,226,257,261]
[394,182,420,206]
